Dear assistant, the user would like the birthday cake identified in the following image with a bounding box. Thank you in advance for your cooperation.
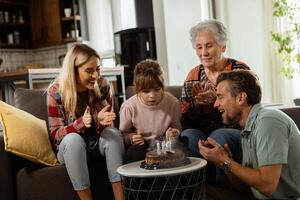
[141,140,190,169]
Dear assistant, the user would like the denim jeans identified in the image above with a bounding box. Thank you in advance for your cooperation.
[57,127,125,191]
[180,128,242,187]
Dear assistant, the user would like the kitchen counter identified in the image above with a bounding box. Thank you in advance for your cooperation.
[0,67,125,104]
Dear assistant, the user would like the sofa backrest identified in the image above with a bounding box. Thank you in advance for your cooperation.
[13,87,300,131]
[14,88,48,123]
[280,107,300,130]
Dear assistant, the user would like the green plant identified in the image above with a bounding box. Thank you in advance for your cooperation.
[70,24,75,30]
[271,0,300,79]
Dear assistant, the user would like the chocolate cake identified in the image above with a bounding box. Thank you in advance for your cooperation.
[141,150,190,169]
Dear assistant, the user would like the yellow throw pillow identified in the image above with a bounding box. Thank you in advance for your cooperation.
[0,101,59,166]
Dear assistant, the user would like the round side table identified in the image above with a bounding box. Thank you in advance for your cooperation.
[117,157,207,200]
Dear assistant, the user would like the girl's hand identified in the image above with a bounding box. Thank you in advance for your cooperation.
[166,127,180,140]
[83,106,92,128]
[131,133,145,146]
[97,105,116,126]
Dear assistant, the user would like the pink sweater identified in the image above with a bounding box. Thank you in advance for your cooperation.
[119,92,181,141]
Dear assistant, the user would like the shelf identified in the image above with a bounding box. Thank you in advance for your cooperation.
[61,15,81,21]
[0,0,28,7]
[0,43,32,48]
[0,23,30,28]
[62,38,76,43]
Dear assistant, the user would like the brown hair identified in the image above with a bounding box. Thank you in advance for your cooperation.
[134,59,165,93]
[216,70,261,105]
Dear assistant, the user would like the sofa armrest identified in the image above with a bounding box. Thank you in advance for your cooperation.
[0,133,14,200]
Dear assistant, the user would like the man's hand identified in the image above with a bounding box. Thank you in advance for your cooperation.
[83,106,92,128]
[199,137,230,168]
[97,105,116,126]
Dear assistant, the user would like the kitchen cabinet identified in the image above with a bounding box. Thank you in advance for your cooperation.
[29,0,62,46]
[0,0,32,48]
[0,0,87,48]
[59,0,88,43]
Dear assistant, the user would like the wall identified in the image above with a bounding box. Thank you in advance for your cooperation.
[214,0,274,103]
[152,0,202,85]
[86,0,114,57]
[85,0,137,58]
[0,45,67,72]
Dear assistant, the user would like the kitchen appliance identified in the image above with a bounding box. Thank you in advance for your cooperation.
[114,27,156,87]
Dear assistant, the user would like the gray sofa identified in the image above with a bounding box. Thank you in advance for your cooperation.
[0,88,114,200]
[1,86,300,200]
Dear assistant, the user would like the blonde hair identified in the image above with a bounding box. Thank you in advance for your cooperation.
[134,59,165,93]
[55,43,100,117]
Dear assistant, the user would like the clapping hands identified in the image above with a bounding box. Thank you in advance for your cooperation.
[199,137,232,168]
[83,106,92,128]
[193,82,216,106]
[97,105,116,126]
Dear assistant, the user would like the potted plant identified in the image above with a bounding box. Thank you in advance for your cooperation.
[70,24,79,39]
[271,0,300,79]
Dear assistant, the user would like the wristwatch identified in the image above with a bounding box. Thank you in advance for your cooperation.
[223,159,231,173]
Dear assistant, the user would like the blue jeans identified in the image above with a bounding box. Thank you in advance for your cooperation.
[180,128,242,187]
[57,127,125,191]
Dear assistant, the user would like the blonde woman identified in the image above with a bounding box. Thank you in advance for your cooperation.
[47,44,124,200]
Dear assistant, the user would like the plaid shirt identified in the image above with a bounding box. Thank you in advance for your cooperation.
[47,78,112,151]
[181,58,249,133]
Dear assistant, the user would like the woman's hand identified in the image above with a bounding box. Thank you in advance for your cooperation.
[194,89,216,105]
[97,105,116,126]
[166,127,180,140]
[83,106,92,128]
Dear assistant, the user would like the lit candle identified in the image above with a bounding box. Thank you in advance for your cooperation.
[156,141,160,154]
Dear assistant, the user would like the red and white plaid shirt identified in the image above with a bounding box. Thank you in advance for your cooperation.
[47,78,112,151]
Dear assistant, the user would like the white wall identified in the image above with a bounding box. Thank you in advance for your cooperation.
[86,0,114,57]
[86,0,137,58]
[215,0,274,103]
[111,0,136,33]
[153,0,202,85]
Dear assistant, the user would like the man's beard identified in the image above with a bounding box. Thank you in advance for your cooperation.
[225,111,241,126]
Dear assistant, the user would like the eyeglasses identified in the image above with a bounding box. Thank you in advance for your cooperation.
[86,68,100,77]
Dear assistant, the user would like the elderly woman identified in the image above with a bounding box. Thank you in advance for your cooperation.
[180,19,249,186]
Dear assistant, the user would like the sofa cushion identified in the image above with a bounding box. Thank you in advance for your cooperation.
[14,88,48,122]
[0,101,58,166]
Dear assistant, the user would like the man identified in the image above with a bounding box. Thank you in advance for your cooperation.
[199,70,300,199]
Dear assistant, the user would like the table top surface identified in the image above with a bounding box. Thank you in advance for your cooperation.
[117,157,207,178]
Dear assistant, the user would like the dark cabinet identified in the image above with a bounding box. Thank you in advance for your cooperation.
[0,0,31,48]
[1,0,87,48]
[29,0,62,46]
[114,27,156,86]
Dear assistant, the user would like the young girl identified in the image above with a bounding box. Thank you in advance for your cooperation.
[47,44,124,200]
[119,59,181,162]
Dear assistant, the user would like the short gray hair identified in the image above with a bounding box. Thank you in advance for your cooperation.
[190,19,228,48]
